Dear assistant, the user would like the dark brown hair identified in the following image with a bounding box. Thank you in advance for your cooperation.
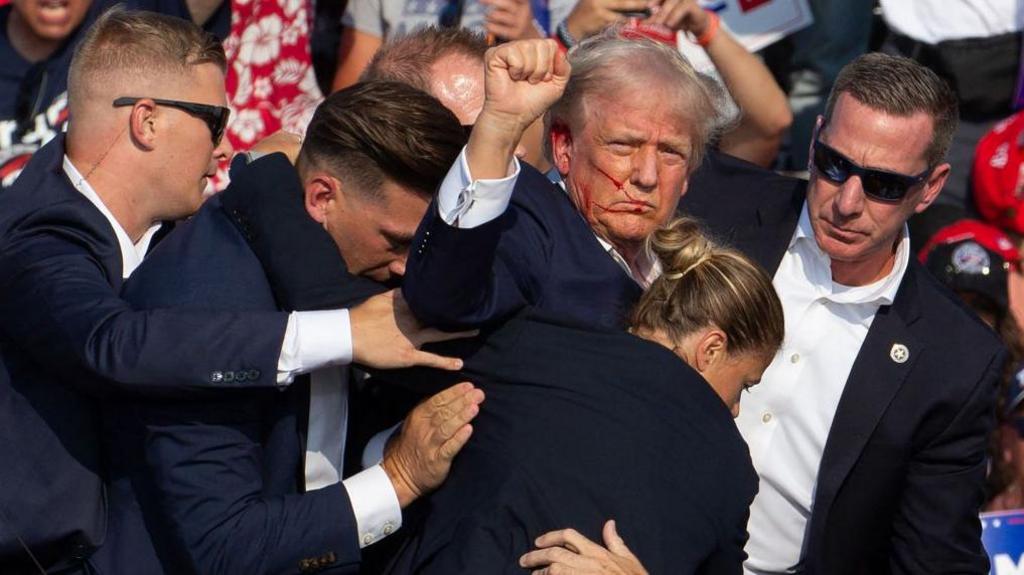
[297,81,465,198]
[68,7,225,105]
[361,26,488,93]
[632,218,784,357]
[824,52,958,167]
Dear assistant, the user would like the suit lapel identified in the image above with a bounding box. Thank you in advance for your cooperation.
[731,188,804,275]
[807,268,924,548]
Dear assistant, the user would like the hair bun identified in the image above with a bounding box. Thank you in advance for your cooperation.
[651,217,715,280]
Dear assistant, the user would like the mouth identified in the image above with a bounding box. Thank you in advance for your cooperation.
[605,200,654,214]
[35,0,72,25]
[822,219,865,241]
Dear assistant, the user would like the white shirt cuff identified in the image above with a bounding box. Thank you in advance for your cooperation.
[276,310,352,385]
[437,146,520,228]
[343,464,402,548]
[361,422,402,470]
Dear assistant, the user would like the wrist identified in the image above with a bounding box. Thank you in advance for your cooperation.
[381,453,418,508]
[691,10,719,47]
[466,108,525,179]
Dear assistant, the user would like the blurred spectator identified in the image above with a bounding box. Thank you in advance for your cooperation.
[971,111,1024,333]
[361,26,550,170]
[0,0,196,190]
[989,364,1024,511]
[558,0,791,167]
[208,0,324,190]
[879,0,1024,209]
[768,0,873,172]
[332,0,574,91]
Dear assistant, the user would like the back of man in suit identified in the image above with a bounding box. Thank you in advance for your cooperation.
[683,54,1003,574]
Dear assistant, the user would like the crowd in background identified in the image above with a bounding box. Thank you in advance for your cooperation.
[4,0,1024,573]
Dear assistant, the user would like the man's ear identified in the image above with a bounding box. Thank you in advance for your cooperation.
[550,122,573,177]
[693,328,727,373]
[914,162,950,214]
[305,173,342,226]
[128,99,158,150]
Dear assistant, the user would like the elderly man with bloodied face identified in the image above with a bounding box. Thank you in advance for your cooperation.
[399,29,722,331]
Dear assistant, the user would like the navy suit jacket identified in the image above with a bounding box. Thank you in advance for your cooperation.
[683,151,1005,574]
[0,136,288,571]
[100,154,382,575]
[401,162,642,331]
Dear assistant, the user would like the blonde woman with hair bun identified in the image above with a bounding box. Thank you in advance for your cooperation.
[631,217,785,417]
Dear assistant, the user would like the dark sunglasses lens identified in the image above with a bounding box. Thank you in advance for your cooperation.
[813,144,848,183]
[861,171,908,202]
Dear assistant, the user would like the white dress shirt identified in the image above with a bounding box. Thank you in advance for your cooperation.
[738,204,910,574]
[438,148,659,286]
[879,0,1022,43]
[64,155,401,548]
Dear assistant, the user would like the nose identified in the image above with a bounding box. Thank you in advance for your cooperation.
[834,176,865,218]
[213,136,234,164]
[630,146,658,192]
[388,257,407,278]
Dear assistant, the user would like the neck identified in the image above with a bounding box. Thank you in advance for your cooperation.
[67,143,152,243]
[612,238,644,271]
[7,12,62,62]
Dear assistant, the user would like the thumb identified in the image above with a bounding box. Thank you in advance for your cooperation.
[553,48,571,81]
[602,520,634,558]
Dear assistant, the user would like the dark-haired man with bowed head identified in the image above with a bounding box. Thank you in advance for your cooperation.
[0,10,473,573]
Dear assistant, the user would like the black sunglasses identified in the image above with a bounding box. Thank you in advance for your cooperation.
[811,138,933,202]
[113,97,230,145]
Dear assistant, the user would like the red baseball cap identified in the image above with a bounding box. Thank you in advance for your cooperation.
[973,112,1024,235]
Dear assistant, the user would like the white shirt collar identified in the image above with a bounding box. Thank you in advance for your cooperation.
[790,202,908,306]
[63,155,160,279]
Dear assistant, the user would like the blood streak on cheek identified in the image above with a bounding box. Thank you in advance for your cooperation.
[593,164,644,211]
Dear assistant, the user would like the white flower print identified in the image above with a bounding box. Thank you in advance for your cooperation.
[237,14,282,66]
[230,109,266,144]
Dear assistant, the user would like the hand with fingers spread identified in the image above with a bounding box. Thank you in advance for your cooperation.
[482,0,544,41]
[349,290,477,371]
[382,382,486,507]
[562,0,652,41]
[519,520,649,575]
[467,39,570,180]
[643,0,708,35]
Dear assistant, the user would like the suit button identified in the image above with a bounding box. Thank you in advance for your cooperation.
[247,369,260,380]
[236,371,249,382]
[211,371,224,383]
[298,558,311,571]
[224,371,236,383]
[325,552,336,563]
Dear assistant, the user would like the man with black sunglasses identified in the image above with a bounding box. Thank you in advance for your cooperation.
[682,52,1005,574]
[0,9,474,574]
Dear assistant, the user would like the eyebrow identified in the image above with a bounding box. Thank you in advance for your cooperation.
[383,229,416,245]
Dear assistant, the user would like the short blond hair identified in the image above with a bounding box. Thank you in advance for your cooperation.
[68,8,225,109]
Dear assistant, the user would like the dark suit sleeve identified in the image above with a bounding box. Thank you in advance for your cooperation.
[888,350,1003,574]
[401,195,551,331]
[140,397,361,574]
[0,209,288,394]
[696,508,748,575]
